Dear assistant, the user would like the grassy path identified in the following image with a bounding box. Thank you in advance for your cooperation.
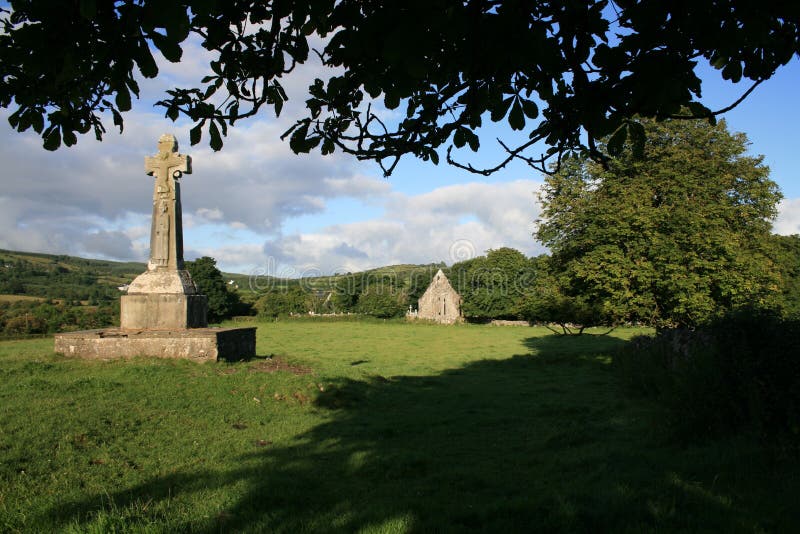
[0,321,797,532]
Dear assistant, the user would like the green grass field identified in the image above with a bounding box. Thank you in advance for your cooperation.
[1,320,798,532]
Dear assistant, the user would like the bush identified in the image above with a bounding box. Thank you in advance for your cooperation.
[255,287,310,318]
[615,310,800,442]
[185,257,243,322]
[355,286,406,318]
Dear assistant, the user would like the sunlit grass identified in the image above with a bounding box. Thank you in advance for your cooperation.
[0,321,797,532]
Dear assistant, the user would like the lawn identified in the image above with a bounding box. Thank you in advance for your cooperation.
[0,320,797,532]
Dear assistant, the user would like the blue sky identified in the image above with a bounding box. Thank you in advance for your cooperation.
[0,35,798,276]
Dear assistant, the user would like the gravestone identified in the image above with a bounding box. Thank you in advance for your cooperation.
[55,135,256,362]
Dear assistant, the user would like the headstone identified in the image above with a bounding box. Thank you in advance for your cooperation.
[55,134,256,362]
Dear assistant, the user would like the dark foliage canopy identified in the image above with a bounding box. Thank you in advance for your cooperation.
[2,1,798,175]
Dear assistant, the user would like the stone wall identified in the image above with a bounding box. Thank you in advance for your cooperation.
[417,270,462,324]
[490,320,530,326]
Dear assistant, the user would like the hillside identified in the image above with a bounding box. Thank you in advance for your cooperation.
[0,249,145,302]
[0,248,441,300]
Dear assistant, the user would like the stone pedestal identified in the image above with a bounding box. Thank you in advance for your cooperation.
[55,327,257,362]
[121,294,207,329]
[120,269,207,329]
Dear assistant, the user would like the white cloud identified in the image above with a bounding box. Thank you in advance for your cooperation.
[0,92,390,263]
[0,36,544,274]
[775,198,800,235]
[248,179,546,275]
[195,207,224,221]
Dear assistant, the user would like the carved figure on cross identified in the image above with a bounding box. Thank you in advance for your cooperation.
[144,134,191,270]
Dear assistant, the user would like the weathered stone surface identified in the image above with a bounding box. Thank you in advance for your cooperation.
[120,293,207,330]
[54,327,256,362]
[144,133,191,272]
[118,134,210,331]
[127,269,198,294]
[417,269,463,324]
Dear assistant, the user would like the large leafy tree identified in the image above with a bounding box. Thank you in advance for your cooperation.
[356,284,407,318]
[518,254,607,334]
[450,247,535,319]
[536,117,782,328]
[766,234,800,319]
[185,256,242,322]
[1,1,798,174]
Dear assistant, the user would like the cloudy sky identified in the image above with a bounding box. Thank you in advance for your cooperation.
[1,38,799,276]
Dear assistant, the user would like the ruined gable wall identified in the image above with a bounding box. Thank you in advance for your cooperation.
[417,271,462,324]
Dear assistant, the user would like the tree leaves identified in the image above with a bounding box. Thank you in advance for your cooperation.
[185,256,242,322]
[189,122,203,146]
[1,0,798,164]
[150,33,183,63]
[490,97,513,122]
[721,61,743,83]
[135,43,159,78]
[42,126,61,151]
[208,121,222,151]
[453,127,479,151]
[606,124,627,156]
[522,100,539,119]
[537,116,781,328]
[508,98,525,131]
[115,87,132,112]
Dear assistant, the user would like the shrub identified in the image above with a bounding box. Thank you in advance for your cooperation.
[615,310,800,442]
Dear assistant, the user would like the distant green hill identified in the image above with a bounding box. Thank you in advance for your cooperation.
[0,249,145,302]
[0,248,446,336]
[0,248,442,300]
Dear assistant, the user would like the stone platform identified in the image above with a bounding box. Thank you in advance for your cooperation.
[54,327,256,363]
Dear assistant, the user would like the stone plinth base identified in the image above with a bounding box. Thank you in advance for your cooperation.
[54,327,256,362]
[128,269,198,294]
[121,294,207,330]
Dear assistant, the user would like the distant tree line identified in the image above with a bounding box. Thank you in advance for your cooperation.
[0,299,117,337]
[0,256,125,336]
[0,258,125,303]
[246,228,800,325]
[253,267,441,319]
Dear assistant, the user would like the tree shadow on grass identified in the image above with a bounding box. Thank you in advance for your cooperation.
[46,335,799,532]
[522,332,631,359]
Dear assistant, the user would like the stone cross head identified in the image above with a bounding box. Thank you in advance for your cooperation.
[146,134,192,189]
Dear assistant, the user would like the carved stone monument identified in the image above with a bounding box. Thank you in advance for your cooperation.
[55,135,256,362]
[120,134,207,330]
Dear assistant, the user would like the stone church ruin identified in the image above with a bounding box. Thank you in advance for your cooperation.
[415,269,463,324]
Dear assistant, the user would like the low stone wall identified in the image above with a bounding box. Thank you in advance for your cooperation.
[489,320,530,326]
[54,327,256,362]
